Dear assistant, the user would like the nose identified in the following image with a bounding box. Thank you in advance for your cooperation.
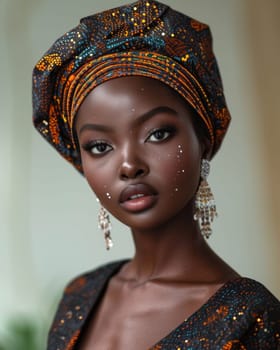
[119,148,149,181]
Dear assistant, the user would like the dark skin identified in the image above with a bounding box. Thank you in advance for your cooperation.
[75,76,239,350]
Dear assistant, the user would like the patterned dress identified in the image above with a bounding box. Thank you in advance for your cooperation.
[47,260,280,349]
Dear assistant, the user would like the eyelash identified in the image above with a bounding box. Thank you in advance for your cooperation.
[82,140,113,155]
[82,126,176,156]
[146,126,175,143]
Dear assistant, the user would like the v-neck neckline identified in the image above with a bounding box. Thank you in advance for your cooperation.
[70,260,244,350]
[149,275,243,348]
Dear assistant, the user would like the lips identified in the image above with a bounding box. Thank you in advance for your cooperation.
[119,183,158,212]
[120,183,156,202]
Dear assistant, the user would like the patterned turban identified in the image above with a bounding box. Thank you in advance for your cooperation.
[32,0,231,174]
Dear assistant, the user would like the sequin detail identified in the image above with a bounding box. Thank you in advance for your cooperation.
[47,261,280,349]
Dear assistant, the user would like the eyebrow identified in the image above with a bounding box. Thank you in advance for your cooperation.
[134,106,178,125]
[79,123,113,135]
[78,106,178,135]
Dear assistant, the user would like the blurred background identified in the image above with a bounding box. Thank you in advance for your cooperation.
[0,0,279,348]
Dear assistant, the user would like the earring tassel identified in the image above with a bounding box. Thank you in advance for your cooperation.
[194,179,217,238]
[98,207,113,250]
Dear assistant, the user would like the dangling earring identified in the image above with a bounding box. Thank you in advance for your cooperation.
[194,159,217,238]
[98,206,113,250]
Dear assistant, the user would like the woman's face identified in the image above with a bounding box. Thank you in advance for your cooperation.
[75,76,205,230]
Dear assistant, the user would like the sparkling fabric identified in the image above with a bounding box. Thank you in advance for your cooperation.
[32,0,231,174]
[47,260,280,350]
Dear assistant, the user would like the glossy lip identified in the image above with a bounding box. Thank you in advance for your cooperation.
[119,183,158,213]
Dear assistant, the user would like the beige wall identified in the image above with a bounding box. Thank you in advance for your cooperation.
[245,0,280,248]
[0,0,279,329]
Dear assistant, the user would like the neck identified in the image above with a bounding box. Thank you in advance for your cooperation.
[126,207,216,283]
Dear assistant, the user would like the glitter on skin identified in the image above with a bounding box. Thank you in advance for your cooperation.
[106,192,112,199]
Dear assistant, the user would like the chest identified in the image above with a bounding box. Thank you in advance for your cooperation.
[77,282,220,350]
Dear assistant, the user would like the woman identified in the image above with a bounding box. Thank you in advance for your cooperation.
[32,1,280,349]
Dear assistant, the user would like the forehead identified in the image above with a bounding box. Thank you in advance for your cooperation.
[75,76,193,124]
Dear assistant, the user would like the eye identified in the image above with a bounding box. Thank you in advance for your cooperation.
[146,127,174,142]
[82,140,113,155]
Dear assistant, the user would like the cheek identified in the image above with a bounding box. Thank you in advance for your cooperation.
[84,174,114,203]
[82,158,112,201]
[156,144,201,196]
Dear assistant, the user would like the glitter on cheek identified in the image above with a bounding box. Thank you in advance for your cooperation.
[106,192,112,199]
[176,145,184,160]
[177,145,183,153]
